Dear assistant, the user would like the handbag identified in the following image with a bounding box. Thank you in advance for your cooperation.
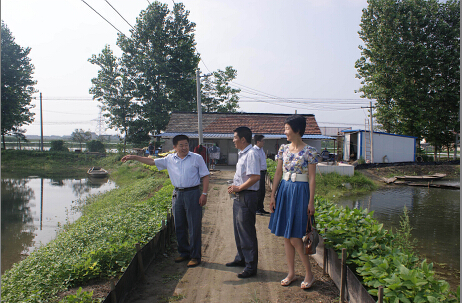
[302,215,319,255]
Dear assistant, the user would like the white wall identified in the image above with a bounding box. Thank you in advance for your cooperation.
[372,133,415,163]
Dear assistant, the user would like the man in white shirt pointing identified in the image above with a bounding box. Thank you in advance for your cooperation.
[121,135,209,268]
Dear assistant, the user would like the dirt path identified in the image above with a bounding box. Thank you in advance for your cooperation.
[125,170,339,303]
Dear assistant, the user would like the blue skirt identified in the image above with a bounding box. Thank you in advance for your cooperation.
[268,179,309,239]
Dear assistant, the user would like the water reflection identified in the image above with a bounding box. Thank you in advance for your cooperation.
[1,176,116,273]
[336,183,460,270]
[1,179,36,271]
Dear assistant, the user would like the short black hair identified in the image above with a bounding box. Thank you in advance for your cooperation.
[233,126,252,144]
[254,134,265,143]
[284,115,306,136]
[172,134,189,146]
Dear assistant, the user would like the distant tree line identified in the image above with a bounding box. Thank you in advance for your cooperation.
[356,0,460,159]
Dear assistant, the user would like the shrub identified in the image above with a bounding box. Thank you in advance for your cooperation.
[50,140,69,152]
[86,140,106,153]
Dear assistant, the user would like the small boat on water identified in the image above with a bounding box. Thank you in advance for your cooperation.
[394,173,446,181]
[87,167,109,178]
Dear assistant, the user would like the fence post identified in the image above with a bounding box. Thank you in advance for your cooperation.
[161,219,166,253]
[340,248,347,303]
[167,211,171,239]
[378,286,384,303]
[323,228,328,275]
[110,279,117,303]
[135,243,145,281]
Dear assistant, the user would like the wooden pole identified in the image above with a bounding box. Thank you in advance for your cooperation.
[161,219,166,253]
[323,228,328,275]
[110,279,117,303]
[340,248,347,302]
[135,243,145,281]
[378,286,384,303]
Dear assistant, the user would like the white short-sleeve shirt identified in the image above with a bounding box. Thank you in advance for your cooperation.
[233,144,261,191]
[154,152,209,188]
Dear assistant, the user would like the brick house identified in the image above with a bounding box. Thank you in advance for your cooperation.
[158,112,333,165]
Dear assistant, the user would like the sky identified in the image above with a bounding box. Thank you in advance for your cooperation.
[2,0,374,137]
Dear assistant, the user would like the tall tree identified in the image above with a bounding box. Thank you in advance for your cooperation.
[201,66,241,113]
[90,2,240,144]
[355,0,459,155]
[89,45,136,149]
[1,21,36,149]
[117,2,200,138]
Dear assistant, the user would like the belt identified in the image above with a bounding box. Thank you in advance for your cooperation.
[175,185,200,192]
[261,170,267,172]
[235,189,257,199]
[239,189,258,194]
[283,172,309,182]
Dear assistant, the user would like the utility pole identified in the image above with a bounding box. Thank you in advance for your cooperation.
[361,101,375,163]
[195,70,212,145]
[196,69,203,145]
[40,92,43,151]
[370,101,373,163]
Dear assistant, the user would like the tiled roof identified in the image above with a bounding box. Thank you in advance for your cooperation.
[164,112,322,135]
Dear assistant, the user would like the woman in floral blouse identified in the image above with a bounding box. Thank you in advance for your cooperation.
[268,114,318,289]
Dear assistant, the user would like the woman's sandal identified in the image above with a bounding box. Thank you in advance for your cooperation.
[301,276,315,289]
[280,276,297,286]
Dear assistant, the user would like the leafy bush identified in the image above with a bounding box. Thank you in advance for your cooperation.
[59,287,96,303]
[86,140,106,153]
[1,173,173,302]
[50,140,69,152]
[315,197,457,302]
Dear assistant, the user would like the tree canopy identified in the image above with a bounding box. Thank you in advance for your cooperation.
[89,2,240,145]
[70,129,92,150]
[1,21,37,149]
[355,0,460,155]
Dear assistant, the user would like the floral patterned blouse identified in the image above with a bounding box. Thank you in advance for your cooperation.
[276,144,318,174]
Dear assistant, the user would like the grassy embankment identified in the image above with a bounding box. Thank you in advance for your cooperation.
[1,150,173,302]
[266,158,377,201]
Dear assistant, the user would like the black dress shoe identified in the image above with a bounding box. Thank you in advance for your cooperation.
[226,260,246,267]
[237,270,256,278]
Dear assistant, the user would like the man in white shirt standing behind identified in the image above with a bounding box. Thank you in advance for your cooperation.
[121,134,209,268]
[253,135,269,215]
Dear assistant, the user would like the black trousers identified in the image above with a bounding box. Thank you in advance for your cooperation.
[233,190,258,273]
[257,170,266,211]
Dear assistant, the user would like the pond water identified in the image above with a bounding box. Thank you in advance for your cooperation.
[1,175,117,273]
[335,179,460,276]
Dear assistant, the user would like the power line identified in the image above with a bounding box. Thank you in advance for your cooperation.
[104,0,135,30]
[80,0,127,36]
[200,58,212,74]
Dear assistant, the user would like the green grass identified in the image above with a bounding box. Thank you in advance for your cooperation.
[1,149,104,176]
[1,163,172,302]
[315,171,377,201]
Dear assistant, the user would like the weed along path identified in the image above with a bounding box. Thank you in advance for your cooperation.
[125,170,339,303]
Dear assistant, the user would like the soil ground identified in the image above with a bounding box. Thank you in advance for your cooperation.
[123,169,339,303]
